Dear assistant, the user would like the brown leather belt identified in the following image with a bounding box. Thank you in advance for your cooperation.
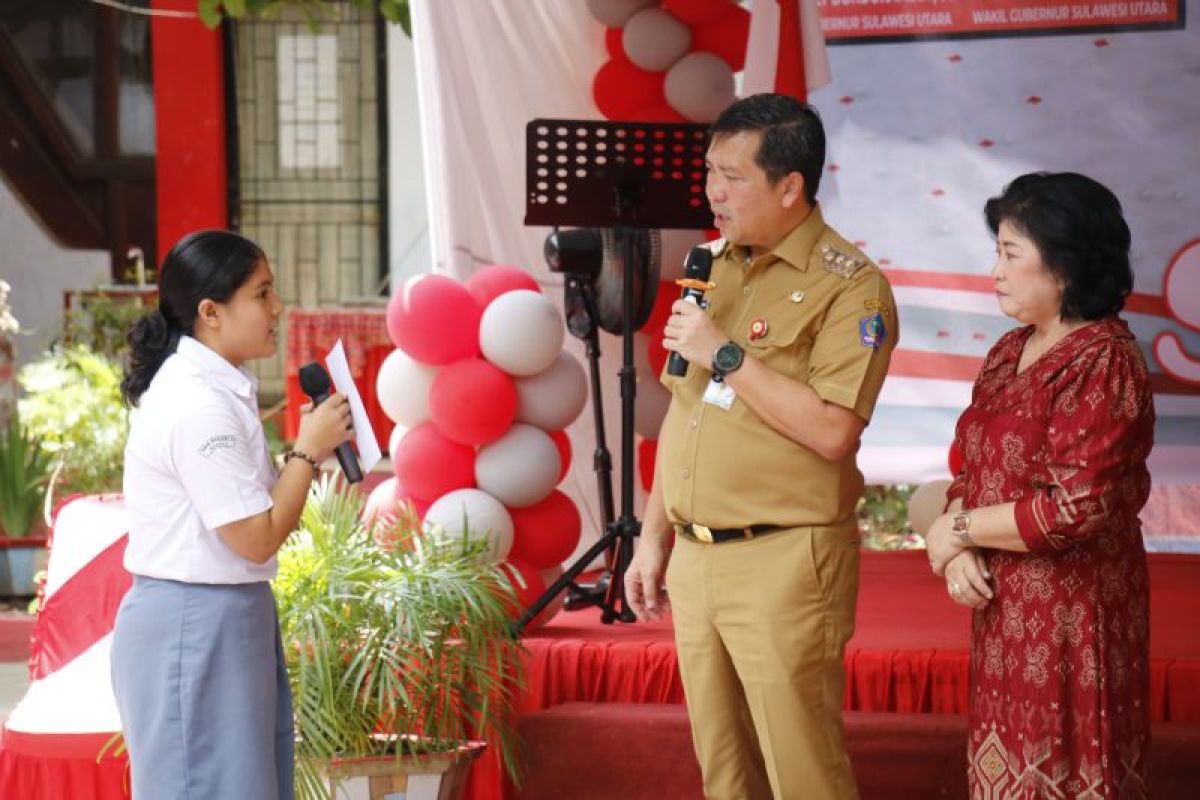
[678,523,784,544]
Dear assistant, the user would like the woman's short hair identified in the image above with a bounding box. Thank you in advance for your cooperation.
[984,172,1132,321]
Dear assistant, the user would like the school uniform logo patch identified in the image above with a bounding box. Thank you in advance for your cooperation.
[198,434,237,458]
[859,312,886,349]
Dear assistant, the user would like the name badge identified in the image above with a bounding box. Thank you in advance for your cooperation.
[702,378,736,410]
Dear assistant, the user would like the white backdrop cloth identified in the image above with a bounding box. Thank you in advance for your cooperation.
[409,0,1200,549]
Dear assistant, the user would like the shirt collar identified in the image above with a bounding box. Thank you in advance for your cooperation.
[769,203,827,273]
[729,204,827,273]
[175,336,257,399]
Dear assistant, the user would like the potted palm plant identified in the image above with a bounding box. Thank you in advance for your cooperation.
[277,475,525,800]
[0,412,54,596]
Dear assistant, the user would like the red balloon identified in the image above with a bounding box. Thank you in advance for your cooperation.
[604,26,624,59]
[529,565,565,629]
[465,264,541,309]
[642,279,677,338]
[400,495,431,520]
[507,490,583,570]
[386,274,482,365]
[628,103,689,124]
[691,4,751,72]
[643,281,676,379]
[392,423,476,502]
[429,358,517,446]
[593,56,665,120]
[498,559,547,621]
[637,438,657,493]
[647,337,668,378]
[366,476,430,551]
[548,430,572,483]
[663,0,731,26]
[948,440,964,477]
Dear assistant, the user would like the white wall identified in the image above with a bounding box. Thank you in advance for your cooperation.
[0,176,109,369]
[384,24,432,292]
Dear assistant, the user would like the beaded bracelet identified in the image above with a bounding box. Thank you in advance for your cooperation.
[284,449,320,475]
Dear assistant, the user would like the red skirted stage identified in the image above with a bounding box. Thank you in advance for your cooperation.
[517,550,1200,720]
[4,536,1197,797]
[466,550,1200,799]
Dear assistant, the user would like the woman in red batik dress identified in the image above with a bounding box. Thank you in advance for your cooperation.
[925,172,1155,799]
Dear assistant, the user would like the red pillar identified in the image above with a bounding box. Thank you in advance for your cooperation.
[151,0,227,264]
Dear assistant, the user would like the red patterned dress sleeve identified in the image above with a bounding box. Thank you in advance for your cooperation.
[944,329,1024,510]
[1012,335,1156,553]
[944,475,966,509]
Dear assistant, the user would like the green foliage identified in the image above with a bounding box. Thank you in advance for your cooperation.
[27,571,47,614]
[277,475,525,799]
[0,413,53,537]
[17,346,129,497]
[262,412,290,462]
[857,484,923,550]
[60,296,148,362]
[199,0,412,35]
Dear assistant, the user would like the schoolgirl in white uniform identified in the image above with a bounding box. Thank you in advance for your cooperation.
[111,230,352,799]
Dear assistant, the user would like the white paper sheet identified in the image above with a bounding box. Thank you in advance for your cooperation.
[325,339,382,474]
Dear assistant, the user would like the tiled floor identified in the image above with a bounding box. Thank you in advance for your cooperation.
[0,662,27,722]
[0,608,33,723]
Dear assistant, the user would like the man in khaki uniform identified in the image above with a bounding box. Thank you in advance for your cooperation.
[626,94,898,799]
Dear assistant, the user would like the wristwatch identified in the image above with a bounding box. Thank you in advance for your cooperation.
[952,511,974,547]
[711,341,745,382]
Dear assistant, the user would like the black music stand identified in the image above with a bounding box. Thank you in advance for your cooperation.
[514,118,712,632]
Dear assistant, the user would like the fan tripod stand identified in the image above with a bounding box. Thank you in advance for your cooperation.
[514,118,712,633]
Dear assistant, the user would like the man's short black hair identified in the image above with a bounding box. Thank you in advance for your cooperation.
[710,93,826,204]
[985,172,1133,321]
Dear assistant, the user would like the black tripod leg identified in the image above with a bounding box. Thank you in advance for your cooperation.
[513,523,622,635]
[600,532,638,623]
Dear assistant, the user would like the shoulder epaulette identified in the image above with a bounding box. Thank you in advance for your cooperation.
[819,243,867,279]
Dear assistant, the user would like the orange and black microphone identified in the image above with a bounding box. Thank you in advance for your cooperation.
[666,246,715,377]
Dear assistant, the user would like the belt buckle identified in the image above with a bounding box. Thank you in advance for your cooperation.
[691,523,714,543]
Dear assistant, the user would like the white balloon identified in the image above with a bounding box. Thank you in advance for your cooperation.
[514,351,588,432]
[623,8,690,72]
[362,477,400,528]
[585,0,656,27]
[479,290,565,377]
[658,228,706,283]
[387,423,407,459]
[634,377,671,440]
[375,348,437,427]
[476,424,560,508]
[423,488,514,564]
[664,52,735,123]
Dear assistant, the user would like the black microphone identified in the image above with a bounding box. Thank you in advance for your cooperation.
[297,361,363,484]
[666,246,715,377]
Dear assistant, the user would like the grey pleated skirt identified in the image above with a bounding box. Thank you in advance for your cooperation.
[111,576,294,799]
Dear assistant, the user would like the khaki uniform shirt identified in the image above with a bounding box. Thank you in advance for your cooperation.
[658,205,898,529]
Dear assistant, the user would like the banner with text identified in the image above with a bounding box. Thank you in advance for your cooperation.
[809,1,1200,485]
[818,0,1182,42]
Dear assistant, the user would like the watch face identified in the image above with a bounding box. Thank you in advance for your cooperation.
[714,342,743,373]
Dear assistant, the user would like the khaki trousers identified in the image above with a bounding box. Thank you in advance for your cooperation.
[665,523,861,800]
